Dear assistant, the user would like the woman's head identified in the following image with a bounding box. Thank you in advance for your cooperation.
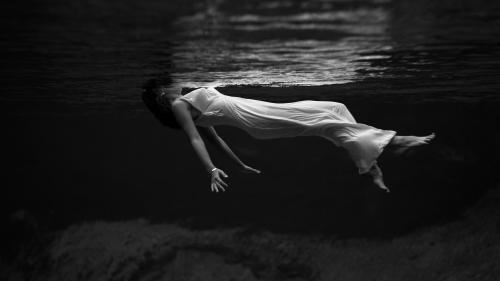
[141,78,182,130]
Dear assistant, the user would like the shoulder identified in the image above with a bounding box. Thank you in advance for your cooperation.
[171,99,190,113]
[185,87,208,95]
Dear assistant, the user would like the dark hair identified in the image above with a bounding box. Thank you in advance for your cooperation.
[141,78,181,130]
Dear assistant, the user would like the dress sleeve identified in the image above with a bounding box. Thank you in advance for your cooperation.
[178,88,210,115]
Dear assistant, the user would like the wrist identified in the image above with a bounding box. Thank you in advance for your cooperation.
[209,167,217,174]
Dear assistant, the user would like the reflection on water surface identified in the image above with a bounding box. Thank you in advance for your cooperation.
[171,1,392,87]
[0,0,499,108]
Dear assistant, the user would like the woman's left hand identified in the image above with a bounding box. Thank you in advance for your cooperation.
[241,164,261,174]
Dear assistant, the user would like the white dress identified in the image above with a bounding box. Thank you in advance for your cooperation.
[178,87,396,174]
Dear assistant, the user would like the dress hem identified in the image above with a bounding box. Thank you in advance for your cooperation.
[358,130,397,175]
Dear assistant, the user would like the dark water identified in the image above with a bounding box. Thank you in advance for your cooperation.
[1,0,500,238]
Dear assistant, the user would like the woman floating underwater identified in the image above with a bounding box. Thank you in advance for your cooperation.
[142,79,435,193]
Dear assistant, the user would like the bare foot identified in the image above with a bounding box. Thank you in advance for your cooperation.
[391,133,436,155]
[369,164,390,193]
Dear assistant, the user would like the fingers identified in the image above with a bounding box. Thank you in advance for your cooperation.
[211,181,226,192]
[242,165,262,174]
[211,171,228,192]
[217,177,228,187]
[250,167,261,174]
[214,171,228,186]
[219,169,229,178]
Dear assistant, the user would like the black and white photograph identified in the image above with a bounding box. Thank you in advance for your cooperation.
[1,0,499,280]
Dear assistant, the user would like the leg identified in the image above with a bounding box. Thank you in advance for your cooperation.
[388,133,436,155]
[369,163,390,193]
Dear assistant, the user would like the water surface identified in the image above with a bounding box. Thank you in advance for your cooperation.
[1,0,499,111]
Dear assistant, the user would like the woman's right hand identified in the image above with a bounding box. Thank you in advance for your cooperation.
[241,164,261,174]
[210,168,229,192]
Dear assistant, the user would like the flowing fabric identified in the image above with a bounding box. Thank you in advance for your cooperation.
[176,87,396,174]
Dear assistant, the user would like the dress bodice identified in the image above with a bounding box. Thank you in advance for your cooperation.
[178,87,229,127]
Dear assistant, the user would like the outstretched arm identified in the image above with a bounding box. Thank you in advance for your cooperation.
[199,126,261,174]
[171,101,228,192]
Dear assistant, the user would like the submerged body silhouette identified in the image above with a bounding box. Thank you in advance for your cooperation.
[150,86,434,193]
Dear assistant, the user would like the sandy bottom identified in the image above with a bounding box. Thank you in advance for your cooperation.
[3,185,500,281]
